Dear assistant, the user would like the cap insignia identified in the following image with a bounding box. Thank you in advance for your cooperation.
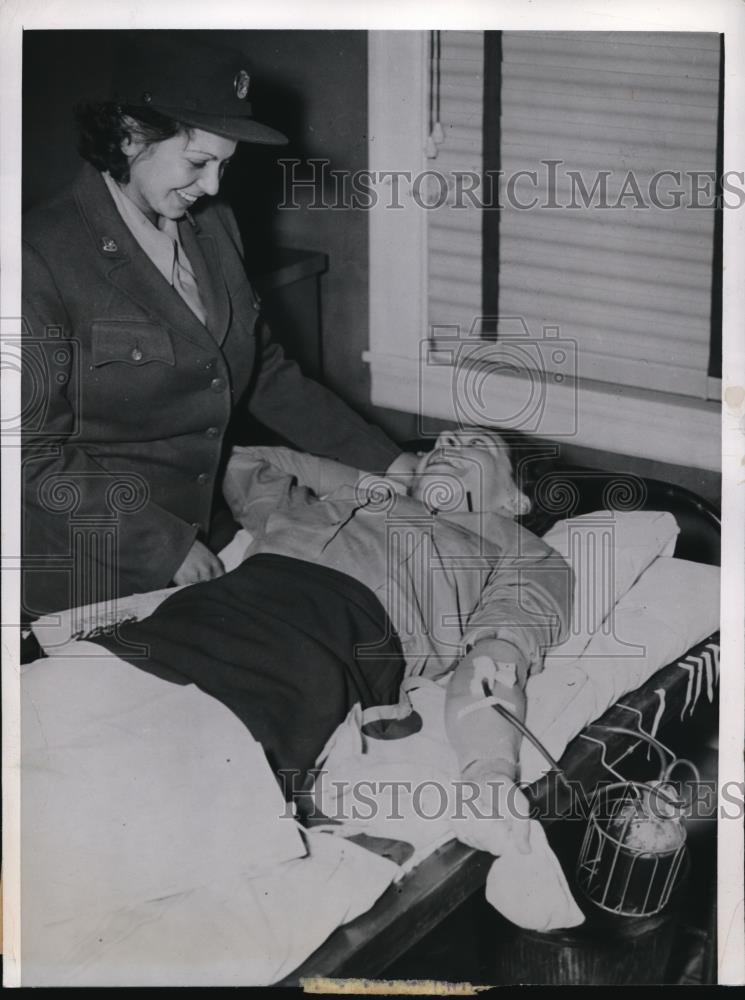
[234,70,250,100]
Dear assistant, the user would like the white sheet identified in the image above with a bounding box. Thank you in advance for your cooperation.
[20,645,397,986]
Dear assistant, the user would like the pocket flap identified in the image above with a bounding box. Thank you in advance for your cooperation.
[91,320,176,367]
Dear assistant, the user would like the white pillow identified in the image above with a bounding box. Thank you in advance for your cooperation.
[521,556,719,782]
[541,510,680,661]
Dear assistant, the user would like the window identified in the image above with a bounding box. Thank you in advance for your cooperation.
[367,31,721,471]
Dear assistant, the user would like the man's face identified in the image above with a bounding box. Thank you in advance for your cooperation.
[410,429,531,517]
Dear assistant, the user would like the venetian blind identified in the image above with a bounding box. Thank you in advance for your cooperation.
[427,30,722,398]
[427,32,484,342]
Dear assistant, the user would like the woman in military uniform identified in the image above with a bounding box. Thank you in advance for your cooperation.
[22,32,409,617]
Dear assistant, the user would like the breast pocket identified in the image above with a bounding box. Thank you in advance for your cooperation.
[91,320,176,367]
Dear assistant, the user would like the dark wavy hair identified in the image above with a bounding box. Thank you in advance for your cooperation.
[75,103,193,183]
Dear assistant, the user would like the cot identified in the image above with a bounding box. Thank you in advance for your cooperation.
[19,455,720,986]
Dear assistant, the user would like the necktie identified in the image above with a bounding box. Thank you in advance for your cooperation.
[171,238,208,327]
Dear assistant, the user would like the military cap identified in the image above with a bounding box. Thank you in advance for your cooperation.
[110,31,288,145]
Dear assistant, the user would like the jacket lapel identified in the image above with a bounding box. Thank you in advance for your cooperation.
[73,164,219,353]
[179,217,231,347]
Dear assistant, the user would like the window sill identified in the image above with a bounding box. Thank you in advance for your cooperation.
[363,350,721,472]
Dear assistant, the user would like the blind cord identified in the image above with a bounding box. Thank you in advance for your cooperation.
[426,30,444,158]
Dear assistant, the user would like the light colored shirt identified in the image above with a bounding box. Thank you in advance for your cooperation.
[102,172,207,326]
[222,447,571,681]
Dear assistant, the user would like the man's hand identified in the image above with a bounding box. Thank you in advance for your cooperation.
[173,539,225,586]
[385,451,421,491]
[457,764,532,856]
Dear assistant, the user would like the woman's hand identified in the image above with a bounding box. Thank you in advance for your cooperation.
[173,539,225,586]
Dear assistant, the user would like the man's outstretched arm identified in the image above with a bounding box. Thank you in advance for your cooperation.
[443,526,573,855]
[444,637,532,855]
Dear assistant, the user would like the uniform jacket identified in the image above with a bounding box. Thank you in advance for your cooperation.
[22,162,401,615]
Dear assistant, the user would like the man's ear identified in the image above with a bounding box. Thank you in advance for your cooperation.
[509,490,532,516]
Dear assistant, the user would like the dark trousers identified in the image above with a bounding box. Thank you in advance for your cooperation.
[94,554,405,794]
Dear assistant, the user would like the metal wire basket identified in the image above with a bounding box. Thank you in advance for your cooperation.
[492,703,700,919]
[575,726,698,918]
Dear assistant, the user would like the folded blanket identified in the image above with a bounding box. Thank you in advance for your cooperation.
[92,553,405,787]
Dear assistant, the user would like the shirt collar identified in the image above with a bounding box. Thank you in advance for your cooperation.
[101,172,191,285]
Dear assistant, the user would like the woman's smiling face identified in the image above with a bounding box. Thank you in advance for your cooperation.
[119,125,237,222]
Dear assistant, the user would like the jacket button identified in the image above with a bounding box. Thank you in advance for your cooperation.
[210,377,226,392]
[196,473,210,485]
[131,347,143,362]
[205,426,219,439]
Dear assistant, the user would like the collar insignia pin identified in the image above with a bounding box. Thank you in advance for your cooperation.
[101,237,118,253]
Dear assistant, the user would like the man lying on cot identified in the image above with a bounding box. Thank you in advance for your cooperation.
[95,427,572,857]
